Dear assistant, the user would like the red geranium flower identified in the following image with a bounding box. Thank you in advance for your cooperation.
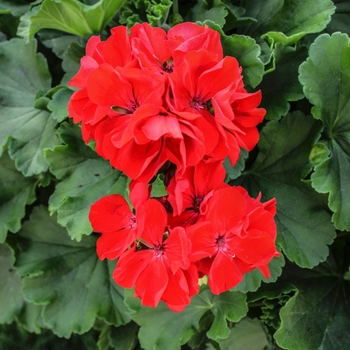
[168,49,265,165]
[166,158,228,227]
[188,187,278,294]
[113,199,197,311]
[89,194,138,260]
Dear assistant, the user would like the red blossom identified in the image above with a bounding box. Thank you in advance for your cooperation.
[113,199,196,310]
[78,22,278,309]
[187,187,278,295]
[89,194,138,260]
[167,158,228,227]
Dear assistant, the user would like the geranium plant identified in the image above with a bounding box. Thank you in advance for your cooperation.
[0,0,349,349]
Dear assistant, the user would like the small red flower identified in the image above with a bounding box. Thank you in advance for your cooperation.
[89,194,138,260]
[188,187,278,295]
[167,158,228,227]
[113,199,196,310]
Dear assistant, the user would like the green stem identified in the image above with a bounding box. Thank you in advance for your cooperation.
[173,0,179,16]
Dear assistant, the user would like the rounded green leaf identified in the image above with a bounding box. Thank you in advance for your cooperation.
[240,0,335,44]
[0,37,60,176]
[126,288,248,350]
[0,243,23,324]
[17,0,126,42]
[275,259,350,349]
[45,123,128,241]
[0,152,37,243]
[15,206,130,338]
[299,33,350,231]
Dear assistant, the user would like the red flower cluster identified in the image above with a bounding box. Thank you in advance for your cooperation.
[69,22,278,311]
[89,159,279,311]
[68,22,265,182]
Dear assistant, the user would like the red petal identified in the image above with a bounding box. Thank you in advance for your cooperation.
[229,229,277,266]
[69,56,98,88]
[113,249,153,288]
[206,187,246,233]
[89,195,134,233]
[208,251,243,294]
[187,221,217,261]
[161,268,191,311]
[129,180,151,210]
[163,227,190,272]
[102,26,133,67]
[135,258,168,307]
[87,63,133,107]
[258,265,271,279]
[137,199,167,246]
[96,227,138,260]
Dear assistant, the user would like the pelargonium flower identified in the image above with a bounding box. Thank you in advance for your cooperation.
[166,158,228,227]
[68,26,136,142]
[68,22,265,183]
[187,187,278,295]
[168,50,265,165]
[129,22,222,74]
[89,194,138,260]
[113,199,198,311]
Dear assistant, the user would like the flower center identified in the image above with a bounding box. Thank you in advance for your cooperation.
[127,214,136,228]
[190,96,206,111]
[190,96,214,114]
[193,196,204,213]
[111,99,139,115]
[162,59,174,73]
[154,245,164,257]
[215,235,230,253]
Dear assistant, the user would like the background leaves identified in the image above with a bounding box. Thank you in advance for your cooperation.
[0,0,350,349]
[45,123,128,240]
[18,0,126,41]
[0,37,60,176]
[15,206,130,338]
[233,112,336,268]
[299,32,350,231]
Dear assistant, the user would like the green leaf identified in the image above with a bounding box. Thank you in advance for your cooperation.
[18,0,126,42]
[195,1,228,29]
[232,254,285,294]
[61,41,86,84]
[222,2,257,32]
[0,322,99,349]
[126,287,248,350]
[45,123,128,240]
[38,29,82,58]
[219,318,269,350]
[309,142,330,167]
[234,112,336,268]
[221,32,264,88]
[0,38,60,176]
[0,243,23,324]
[47,87,74,122]
[0,152,37,243]
[146,0,172,27]
[258,43,307,120]
[205,22,264,88]
[274,257,350,349]
[119,0,172,27]
[150,175,167,197]
[108,323,139,350]
[15,301,43,334]
[0,0,28,16]
[240,0,335,44]
[325,0,350,36]
[15,206,130,338]
[299,33,350,231]
[224,149,248,182]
